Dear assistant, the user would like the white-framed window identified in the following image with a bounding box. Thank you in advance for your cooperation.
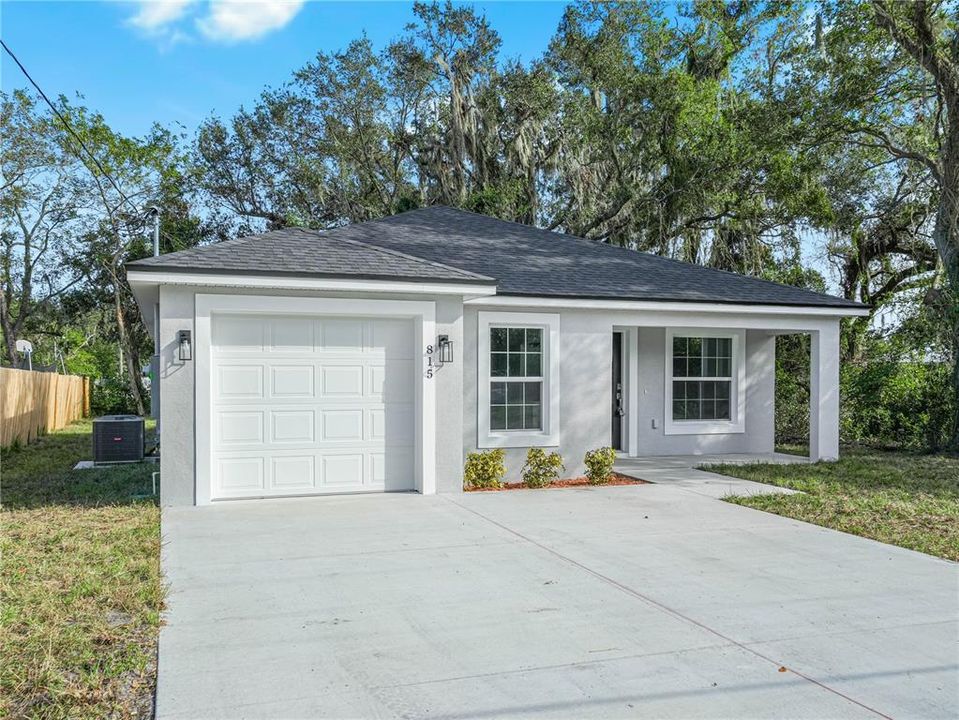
[672,336,732,421]
[490,327,543,431]
[664,328,745,435]
[478,311,560,448]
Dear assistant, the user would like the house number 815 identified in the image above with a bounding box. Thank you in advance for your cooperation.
[425,344,434,378]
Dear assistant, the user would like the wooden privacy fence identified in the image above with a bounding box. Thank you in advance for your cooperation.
[0,368,91,448]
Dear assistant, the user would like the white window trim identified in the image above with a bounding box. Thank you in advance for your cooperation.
[478,311,560,448]
[664,328,746,435]
[195,293,436,504]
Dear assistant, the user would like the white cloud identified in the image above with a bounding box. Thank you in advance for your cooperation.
[124,0,303,44]
[196,0,305,42]
[128,0,198,31]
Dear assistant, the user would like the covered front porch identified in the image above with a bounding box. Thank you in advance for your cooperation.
[610,314,842,464]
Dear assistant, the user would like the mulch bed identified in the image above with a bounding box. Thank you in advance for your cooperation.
[467,472,648,492]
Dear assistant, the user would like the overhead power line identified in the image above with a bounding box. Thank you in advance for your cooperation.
[2,38,153,227]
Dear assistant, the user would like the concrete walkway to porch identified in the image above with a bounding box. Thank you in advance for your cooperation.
[614,453,806,499]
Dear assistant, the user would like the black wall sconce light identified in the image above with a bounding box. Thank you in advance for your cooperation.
[438,334,453,364]
[177,330,192,361]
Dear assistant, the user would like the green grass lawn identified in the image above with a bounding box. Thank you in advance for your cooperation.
[705,449,959,561]
[774,443,810,457]
[1,420,161,719]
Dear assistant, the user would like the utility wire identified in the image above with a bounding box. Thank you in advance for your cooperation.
[2,38,157,231]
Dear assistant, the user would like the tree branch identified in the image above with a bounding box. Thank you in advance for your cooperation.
[872,0,958,94]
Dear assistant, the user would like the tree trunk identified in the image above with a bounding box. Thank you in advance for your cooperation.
[941,239,959,451]
[871,0,959,448]
[952,309,959,452]
[842,315,871,363]
[934,130,959,451]
[0,292,20,368]
[113,281,146,416]
[931,168,959,449]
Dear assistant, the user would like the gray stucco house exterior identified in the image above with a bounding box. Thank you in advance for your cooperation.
[127,206,868,506]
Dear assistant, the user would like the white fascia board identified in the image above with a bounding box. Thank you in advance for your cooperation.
[126,270,497,297]
[466,295,870,317]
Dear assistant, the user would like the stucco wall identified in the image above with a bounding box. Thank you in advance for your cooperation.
[633,327,775,455]
[434,296,465,493]
[158,285,796,504]
[462,307,778,484]
[157,285,466,505]
[463,306,611,483]
[158,285,197,506]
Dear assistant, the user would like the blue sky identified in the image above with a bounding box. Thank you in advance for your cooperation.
[1,1,568,138]
[1,1,842,291]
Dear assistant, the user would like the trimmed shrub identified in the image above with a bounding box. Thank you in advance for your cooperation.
[463,449,506,490]
[584,447,617,485]
[521,448,565,488]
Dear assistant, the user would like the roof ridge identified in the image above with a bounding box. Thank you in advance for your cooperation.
[325,229,495,282]
[426,205,604,245]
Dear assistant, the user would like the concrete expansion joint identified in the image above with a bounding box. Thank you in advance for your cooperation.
[371,641,734,691]
[739,617,959,647]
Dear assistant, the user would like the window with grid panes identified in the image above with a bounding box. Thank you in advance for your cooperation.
[671,336,732,421]
[489,327,543,430]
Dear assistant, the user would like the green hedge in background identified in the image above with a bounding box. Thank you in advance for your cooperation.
[775,334,811,448]
[774,332,954,452]
[840,361,954,452]
[90,377,140,417]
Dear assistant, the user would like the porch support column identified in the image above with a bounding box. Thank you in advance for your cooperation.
[809,321,840,462]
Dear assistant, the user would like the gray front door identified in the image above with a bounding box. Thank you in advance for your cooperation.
[611,332,623,450]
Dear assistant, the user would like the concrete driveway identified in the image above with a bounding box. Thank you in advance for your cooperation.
[158,484,958,719]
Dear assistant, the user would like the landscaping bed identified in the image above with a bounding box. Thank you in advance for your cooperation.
[705,449,959,561]
[467,472,647,492]
[1,420,162,719]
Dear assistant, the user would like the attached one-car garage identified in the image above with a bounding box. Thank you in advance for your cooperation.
[191,293,442,504]
[209,312,416,500]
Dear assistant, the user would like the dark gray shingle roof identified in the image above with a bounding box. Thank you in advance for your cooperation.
[129,206,864,309]
[337,207,863,308]
[127,226,494,284]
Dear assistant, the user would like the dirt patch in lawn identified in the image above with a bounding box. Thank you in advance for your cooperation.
[467,472,648,492]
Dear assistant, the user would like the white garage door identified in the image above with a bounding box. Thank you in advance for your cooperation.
[210,313,415,499]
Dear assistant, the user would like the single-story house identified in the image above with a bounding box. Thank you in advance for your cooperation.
[127,206,868,506]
